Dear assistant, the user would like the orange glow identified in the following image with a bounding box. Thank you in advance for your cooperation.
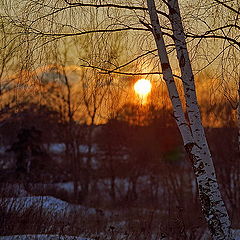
[134,79,152,104]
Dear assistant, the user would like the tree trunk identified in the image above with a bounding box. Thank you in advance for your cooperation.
[109,154,116,202]
[167,1,233,238]
[110,175,116,202]
[147,0,233,239]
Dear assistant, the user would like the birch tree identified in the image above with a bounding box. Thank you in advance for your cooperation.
[146,1,232,239]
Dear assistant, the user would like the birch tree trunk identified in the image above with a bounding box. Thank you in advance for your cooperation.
[145,0,193,147]
[146,0,233,239]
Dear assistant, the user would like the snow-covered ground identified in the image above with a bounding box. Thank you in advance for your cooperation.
[1,195,240,240]
[2,196,99,217]
[234,230,240,240]
[200,229,240,240]
[1,231,239,240]
[1,185,239,240]
[0,235,91,240]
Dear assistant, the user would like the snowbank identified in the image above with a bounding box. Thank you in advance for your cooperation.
[233,229,240,240]
[2,196,97,217]
[0,235,91,240]
[200,229,240,240]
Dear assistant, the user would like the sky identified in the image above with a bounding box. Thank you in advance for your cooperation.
[0,0,239,127]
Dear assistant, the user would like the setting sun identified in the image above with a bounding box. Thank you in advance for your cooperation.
[134,79,152,97]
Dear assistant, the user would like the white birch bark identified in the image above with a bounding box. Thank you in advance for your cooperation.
[145,0,193,147]
[147,0,233,239]
[167,1,233,239]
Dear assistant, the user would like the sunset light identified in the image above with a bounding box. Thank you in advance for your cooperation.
[1,0,238,237]
[134,79,152,98]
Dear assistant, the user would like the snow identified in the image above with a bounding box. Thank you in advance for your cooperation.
[55,182,74,192]
[47,144,98,154]
[233,229,240,240]
[0,146,7,153]
[0,235,91,240]
[1,195,239,240]
[1,231,239,240]
[78,144,98,154]
[3,196,70,215]
[2,195,101,217]
[48,143,66,153]
[200,229,240,240]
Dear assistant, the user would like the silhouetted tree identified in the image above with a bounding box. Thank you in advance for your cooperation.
[9,127,45,181]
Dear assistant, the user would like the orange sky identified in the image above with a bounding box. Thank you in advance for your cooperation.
[1,64,237,127]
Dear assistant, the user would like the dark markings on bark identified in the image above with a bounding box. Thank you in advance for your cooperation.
[179,122,187,126]
[155,32,161,41]
[172,113,179,120]
[182,80,190,86]
[169,6,177,15]
[161,63,170,71]
[207,177,216,184]
[179,54,185,67]
[184,142,195,163]
[186,87,195,92]
[196,161,205,176]
[199,185,211,214]
[199,185,225,238]
[205,181,210,187]
[184,142,204,166]
[184,142,199,153]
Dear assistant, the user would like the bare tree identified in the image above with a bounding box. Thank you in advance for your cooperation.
[146,1,232,238]
[185,0,240,150]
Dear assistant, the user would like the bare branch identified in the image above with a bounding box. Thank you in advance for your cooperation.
[23,27,150,37]
[139,20,153,31]
[107,49,158,72]
[63,0,169,18]
[223,92,238,109]
[213,0,240,14]
[186,34,240,48]
[80,63,182,79]
[203,24,240,33]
